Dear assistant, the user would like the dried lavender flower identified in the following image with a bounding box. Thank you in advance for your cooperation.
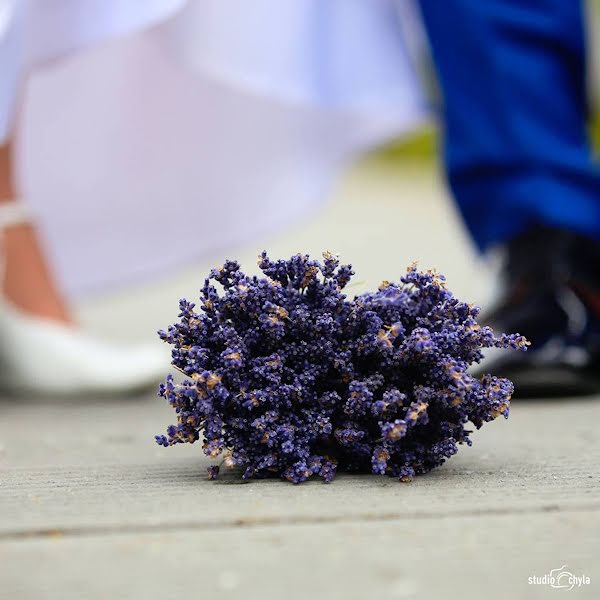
[155,252,528,483]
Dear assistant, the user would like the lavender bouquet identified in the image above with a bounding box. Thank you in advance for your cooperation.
[155,252,528,483]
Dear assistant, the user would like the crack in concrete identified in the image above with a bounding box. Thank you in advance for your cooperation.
[2,502,599,542]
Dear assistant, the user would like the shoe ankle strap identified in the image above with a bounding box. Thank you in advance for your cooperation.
[0,201,33,229]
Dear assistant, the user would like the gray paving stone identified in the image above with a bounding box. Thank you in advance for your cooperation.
[1,395,599,599]
[1,510,597,600]
[1,398,599,535]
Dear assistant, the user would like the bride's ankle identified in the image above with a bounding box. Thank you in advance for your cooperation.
[2,220,74,326]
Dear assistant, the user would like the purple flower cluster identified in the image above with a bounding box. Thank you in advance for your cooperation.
[155,252,528,484]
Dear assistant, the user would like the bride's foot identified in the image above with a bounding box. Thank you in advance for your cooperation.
[0,201,167,397]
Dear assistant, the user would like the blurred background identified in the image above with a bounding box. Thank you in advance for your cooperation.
[1,0,600,394]
[73,0,600,344]
[78,146,475,343]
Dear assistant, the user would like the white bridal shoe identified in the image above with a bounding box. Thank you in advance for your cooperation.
[0,201,167,396]
[0,301,167,396]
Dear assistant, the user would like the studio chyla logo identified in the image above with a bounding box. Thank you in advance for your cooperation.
[528,565,591,591]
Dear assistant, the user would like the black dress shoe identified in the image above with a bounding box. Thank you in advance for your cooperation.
[473,226,600,397]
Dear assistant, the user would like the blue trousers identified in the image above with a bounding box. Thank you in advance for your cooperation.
[419,0,600,250]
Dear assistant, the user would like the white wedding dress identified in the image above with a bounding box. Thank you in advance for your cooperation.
[1,0,429,297]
